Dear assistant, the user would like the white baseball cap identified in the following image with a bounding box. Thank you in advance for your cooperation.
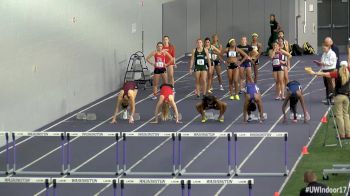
[340,61,348,67]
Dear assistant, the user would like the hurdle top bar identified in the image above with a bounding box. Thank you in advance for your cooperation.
[13,132,64,137]
[54,178,114,184]
[179,132,232,138]
[0,177,48,183]
[121,178,181,184]
[0,132,9,136]
[122,132,175,137]
[187,179,254,185]
[235,132,287,138]
[66,132,117,137]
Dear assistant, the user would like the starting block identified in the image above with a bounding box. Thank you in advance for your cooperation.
[247,113,267,121]
[204,112,221,120]
[119,110,141,121]
[167,113,182,121]
[289,113,304,120]
[76,113,97,121]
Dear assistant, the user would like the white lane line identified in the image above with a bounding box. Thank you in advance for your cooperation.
[277,108,330,194]
[93,59,273,195]
[0,93,119,155]
[153,60,301,195]
[214,69,320,195]
[15,70,192,173]
[0,58,189,154]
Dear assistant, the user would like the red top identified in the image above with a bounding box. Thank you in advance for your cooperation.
[123,81,137,98]
[329,67,350,78]
[154,52,166,69]
[160,85,173,102]
[163,44,175,65]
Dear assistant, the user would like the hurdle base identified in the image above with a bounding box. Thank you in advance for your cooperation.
[123,170,179,176]
[179,169,234,176]
[0,169,13,176]
[67,170,124,176]
[13,171,65,176]
[235,172,289,177]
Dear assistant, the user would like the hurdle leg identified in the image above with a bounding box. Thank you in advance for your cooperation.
[113,179,117,196]
[181,180,185,196]
[248,180,253,196]
[52,179,57,196]
[5,133,10,174]
[66,133,71,175]
[172,133,177,176]
[227,134,232,176]
[60,133,65,175]
[12,133,17,175]
[187,180,191,196]
[115,134,120,175]
[120,180,124,196]
[178,134,182,175]
[45,179,50,196]
[122,134,127,175]
[284,134,289,176]
[234,134,238,176]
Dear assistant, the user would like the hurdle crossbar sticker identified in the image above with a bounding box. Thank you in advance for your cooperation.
[121,178,181,185]
[235,132,287,138]
[122,132,175,137]
[187,179,254,185]
[180,132,232,138]
[54,178,115,184]
[0,177,47,183]
[66,132,117,137]
[13,132,64,137]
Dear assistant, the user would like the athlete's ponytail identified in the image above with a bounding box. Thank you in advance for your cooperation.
[339,61,349,85]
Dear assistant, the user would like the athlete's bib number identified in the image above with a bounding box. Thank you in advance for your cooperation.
[156,62,164,68]
[212,54,218,60]
[228,51,237,57]
[252,46,258,51]
[197,59,205,66]
[272,59,280,66]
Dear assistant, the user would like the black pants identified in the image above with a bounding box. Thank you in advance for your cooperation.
[323,69,335,99]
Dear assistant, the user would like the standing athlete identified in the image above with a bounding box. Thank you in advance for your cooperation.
[146,42,174,100]
[251,33,263,83]
[237,36,254,91]
[189,39,212,98]
[212,34,225,91]
[163,36,176,91]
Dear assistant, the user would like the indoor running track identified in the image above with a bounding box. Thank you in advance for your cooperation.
[0,55,332,196]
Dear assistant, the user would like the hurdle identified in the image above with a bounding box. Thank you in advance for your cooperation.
[65,132,123,176]
[11,132,66,176]
[120,178,254,196]
[322,164,350,180]
[233,132,289,176]
[0,177,51,196]
[0,132,12,175]
[177,132,234,176]
[122,132,178,176]
[0,177,254,196]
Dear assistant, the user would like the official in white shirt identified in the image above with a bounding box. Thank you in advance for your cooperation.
[317,45,337,104]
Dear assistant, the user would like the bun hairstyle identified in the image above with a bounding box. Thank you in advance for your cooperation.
[248,101,257,112]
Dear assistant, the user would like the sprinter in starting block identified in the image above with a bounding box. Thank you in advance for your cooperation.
[151,84,181,123]
[243,82,265,123]
[196,95,227,122]
[282,80,310,123]
[111,81,138,124]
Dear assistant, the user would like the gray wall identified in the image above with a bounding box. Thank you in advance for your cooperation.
[0,0,171,142]
[199,0,317,52]
[296,0,318,52]
[163,0,201,55]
